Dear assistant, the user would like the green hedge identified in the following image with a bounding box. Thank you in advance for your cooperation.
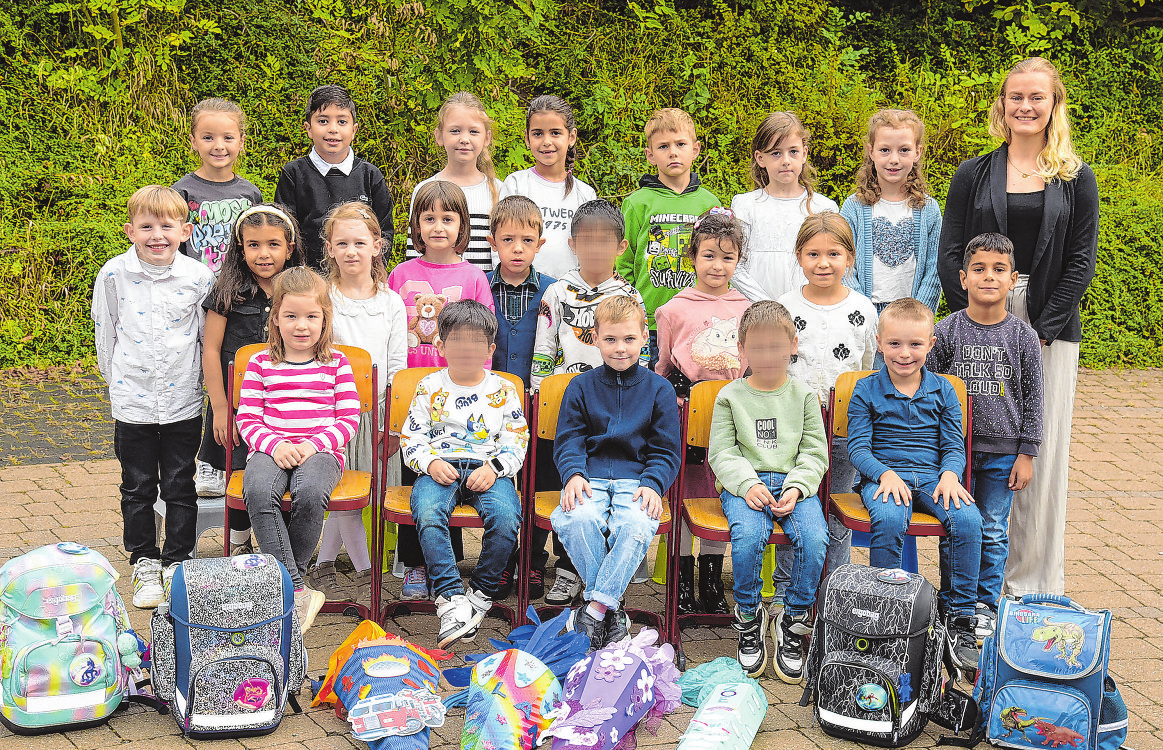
[1,0,1161,368]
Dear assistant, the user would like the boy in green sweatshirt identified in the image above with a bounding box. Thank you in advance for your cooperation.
[616,107,719,364]
[708,300,828,683]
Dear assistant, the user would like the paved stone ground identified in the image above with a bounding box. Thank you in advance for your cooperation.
[0,368,1159,750]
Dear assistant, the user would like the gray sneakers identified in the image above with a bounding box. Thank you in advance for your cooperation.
[544,568,583,606]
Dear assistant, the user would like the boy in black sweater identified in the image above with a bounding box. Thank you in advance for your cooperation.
[274,84,393,268]
[550,296,682,650]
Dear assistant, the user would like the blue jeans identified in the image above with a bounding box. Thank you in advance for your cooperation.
[722,472,828,617]
[410,459,521,599]
[774,436,854,599]
[551,478,659,609]
[861,471,982,618]
[969,452,1017,609]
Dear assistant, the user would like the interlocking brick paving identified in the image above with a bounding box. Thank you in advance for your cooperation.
[0,369,1158,749]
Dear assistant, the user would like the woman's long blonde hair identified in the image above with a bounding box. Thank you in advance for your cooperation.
[988,57,1083,183]
[854,109,931,209]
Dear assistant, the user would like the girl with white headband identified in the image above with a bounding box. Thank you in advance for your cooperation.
[198,204,304,553]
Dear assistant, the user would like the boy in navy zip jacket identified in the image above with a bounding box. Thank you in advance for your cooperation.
[551,296,682,650]
[488,196,554,388]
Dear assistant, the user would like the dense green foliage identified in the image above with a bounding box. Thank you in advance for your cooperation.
[1,0,1160,368]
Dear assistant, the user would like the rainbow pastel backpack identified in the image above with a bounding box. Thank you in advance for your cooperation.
[0,543,159,734]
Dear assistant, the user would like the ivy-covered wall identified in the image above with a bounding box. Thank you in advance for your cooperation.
[1,0,1160,367]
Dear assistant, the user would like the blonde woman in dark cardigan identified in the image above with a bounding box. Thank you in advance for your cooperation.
[938,57,1099,599]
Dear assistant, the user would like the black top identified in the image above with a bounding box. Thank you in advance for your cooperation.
[937,143,1099,344]
[1006,191,1046,275]
[273,155,394,269]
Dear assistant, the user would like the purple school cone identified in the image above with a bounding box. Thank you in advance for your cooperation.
[541,628,681,750]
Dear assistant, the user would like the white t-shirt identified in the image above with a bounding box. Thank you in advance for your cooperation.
[778,286,879,402]
[869,198,916,305]
[500,168,598,280]
[406,174,504,273]
[729,189,839,302]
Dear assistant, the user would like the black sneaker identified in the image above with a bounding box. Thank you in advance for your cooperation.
[772,610,812,684]
[529,568,545,601]
[605,608,630,645]
[946,615,981,680]
[567,607,607,652]
[732,604,768,678]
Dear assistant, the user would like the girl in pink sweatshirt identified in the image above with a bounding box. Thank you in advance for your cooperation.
[654,208,752,616]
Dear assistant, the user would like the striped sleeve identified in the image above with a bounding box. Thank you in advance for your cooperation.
[306,354,361,456]
[235,353,284,456]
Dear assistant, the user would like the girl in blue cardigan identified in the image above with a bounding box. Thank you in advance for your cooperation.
[840,109,943,314]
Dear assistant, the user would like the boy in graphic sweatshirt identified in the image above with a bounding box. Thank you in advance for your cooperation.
[616,107,719,361]
[532,200,648,390]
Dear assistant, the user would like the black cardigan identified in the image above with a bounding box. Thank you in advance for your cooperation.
[937,144,1099,344]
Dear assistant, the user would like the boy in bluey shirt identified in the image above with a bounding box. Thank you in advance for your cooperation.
[92,185,214,609]
[401,300,528,649]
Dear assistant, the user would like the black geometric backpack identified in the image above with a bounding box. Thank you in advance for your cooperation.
[801,564,947,747]
[149,554,306,738]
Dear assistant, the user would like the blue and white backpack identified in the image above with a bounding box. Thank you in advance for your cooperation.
[150,554,306,738]
[949,594,1127,750]
[0,542,163,734]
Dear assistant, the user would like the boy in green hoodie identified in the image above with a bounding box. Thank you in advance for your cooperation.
[616,107,719,364]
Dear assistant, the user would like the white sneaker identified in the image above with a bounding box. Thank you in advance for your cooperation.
[162,562,181,601]
[195,461,225,497]
[461,588,492,642]
[131,558,164,609]
[435,593,478,648]
[294,587,326,634]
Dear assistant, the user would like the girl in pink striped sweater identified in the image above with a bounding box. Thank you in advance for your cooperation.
[236,267,361,632]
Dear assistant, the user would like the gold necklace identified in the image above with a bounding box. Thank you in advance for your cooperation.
[1007,159,1035,179]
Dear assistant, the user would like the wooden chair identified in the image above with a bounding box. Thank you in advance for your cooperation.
[521,372,673,632]
[378,367,528,629]
[223,343,382,622]
[827,370,973,549]
[667,379,828,670]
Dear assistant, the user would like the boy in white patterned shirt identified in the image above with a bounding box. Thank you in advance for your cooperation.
[92,185,213,609]
[401,300,529,647]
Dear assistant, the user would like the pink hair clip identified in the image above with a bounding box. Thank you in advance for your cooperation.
[693,206,734,229]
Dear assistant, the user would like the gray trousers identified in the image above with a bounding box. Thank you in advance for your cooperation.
[243,451,341,587]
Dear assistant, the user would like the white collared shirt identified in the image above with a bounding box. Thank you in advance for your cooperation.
[308,147,355,176]
[92,246,214,424]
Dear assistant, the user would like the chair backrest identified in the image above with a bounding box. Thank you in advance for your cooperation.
[534,373,579,440]
[685,379,732,449]
[389,367,527,434]
[231,343,375,413]
[830,370,969,439]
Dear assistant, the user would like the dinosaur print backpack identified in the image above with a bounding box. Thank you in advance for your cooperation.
[963,594,1127,750]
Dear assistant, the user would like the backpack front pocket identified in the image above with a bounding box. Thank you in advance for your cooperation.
[988,680,1093,750]
[11,636,117,715]
[181,656,282,736]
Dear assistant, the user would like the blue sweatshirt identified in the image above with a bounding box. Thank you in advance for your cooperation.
[553,362,682,496]
[847,367,966,485]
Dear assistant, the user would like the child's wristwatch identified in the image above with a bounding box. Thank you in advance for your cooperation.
[488,457,506,476]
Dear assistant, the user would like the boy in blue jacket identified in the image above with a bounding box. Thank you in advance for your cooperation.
[551,296,682,650]
[488,195,554,388]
